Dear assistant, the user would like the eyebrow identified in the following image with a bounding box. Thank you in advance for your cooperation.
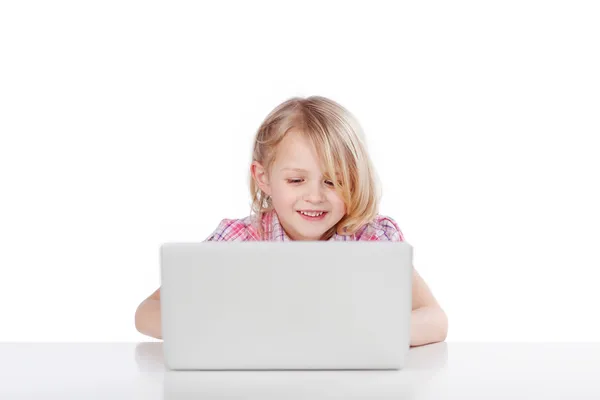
[280,168,310,173]
[280,167,342,177]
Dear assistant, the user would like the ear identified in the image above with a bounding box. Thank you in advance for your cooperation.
[251,161,272,197]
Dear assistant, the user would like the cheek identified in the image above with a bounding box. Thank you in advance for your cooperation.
[271,184,296,205]
[327,192,346,212]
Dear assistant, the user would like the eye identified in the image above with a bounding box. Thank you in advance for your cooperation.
[287,178,304,184]
[325,179,343,187]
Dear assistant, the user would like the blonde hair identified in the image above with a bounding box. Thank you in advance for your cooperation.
[248,95,382,240]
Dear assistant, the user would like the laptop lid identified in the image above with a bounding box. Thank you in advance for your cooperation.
[160,241,413,370]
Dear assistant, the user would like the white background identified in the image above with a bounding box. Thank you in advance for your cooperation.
[1,1,598,342]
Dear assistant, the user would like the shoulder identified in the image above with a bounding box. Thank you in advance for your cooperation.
[355,214,406,241]
[204,215,261,242]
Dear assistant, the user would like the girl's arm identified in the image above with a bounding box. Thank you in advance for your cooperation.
[134,272,449,346]
[135,287,162,339]
[410,268,448,347]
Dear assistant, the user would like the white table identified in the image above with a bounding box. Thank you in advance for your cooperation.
[1,342,599,399]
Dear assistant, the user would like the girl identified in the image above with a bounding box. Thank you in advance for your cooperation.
[135,96,448,347]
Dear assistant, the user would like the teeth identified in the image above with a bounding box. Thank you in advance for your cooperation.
[300,211,324,217]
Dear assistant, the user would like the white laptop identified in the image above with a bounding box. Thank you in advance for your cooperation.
[159,241,413,370]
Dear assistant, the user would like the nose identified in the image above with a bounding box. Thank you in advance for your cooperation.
[302,181,326,204]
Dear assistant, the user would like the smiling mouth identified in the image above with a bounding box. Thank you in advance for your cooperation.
[297,210,328,220]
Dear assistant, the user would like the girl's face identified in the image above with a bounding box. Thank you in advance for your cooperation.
[252,130,346,240]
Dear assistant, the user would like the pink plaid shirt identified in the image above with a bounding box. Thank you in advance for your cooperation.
[204,209,405,242]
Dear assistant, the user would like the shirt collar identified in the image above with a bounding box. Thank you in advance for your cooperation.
[269,209,291,241]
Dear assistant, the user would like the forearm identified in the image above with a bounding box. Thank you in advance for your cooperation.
[135,299,163,339]
[134,299,447,345]
[410,306,448,347]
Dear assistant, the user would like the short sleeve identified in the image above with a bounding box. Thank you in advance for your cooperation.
[204,218,252,242]
[360,215,406,242]
[378,215,405,241]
